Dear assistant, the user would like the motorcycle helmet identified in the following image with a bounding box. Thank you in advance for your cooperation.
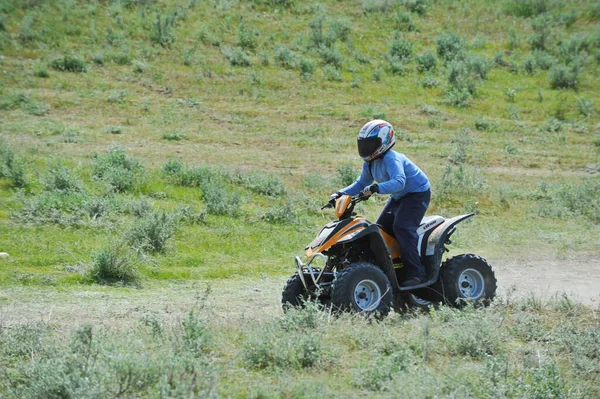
[357,119,395,161]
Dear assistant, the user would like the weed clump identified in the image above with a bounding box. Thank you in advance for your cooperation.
[0,140,28,188]
[231,170,286,197]
[92,147,144,193]
[416,52,437,73]
[337,163,358,187]
[262,202,299,224]
[42,163,84,193]
[222,46,251,67]
[202,184,241,217]
[536,180,600,223]
[127,211,178,254]
[436,32,464,63]
[151,13,176,47]
[89,245,140,285]
[548,63,580,90]
[51,55,87,73]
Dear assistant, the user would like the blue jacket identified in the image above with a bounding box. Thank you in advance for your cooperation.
[340,150,430,199]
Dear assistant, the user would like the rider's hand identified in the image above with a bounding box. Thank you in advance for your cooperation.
[329,192,342,205]
[361,184,379,197]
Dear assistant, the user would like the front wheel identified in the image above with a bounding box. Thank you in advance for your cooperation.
[438,254,497,307]
[331,262,393,318]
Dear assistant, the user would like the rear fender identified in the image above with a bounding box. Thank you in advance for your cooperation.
[336,225,400,291]
[424,213,474,272]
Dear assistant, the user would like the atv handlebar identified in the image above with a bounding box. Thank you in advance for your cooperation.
[321,192,369,210]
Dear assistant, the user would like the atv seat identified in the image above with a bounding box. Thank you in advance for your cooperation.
[420,215,445,227]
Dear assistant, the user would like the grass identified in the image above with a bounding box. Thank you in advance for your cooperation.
[0,0,599,393]
[0,291,598,397]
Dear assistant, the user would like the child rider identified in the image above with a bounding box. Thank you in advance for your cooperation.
[330,120,431,287]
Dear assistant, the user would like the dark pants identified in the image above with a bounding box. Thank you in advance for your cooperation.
[376,189,431,279]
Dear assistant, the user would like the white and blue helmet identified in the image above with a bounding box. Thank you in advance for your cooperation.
[357,119,396,161]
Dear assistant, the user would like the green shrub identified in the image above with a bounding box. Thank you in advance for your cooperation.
[548,64,579,90]
[436,32,463,63]
[51,55,87,73]
[529,14,551,51]
[577,98,594,118]
[89,245,140,285]
[466,55,491,80]
[232,170,286,197]
[533,49,555,70]
[421,74,440,88]
[416,51,437,72]
[475,117,498,132]
[445,59,478,103]
[127,211,178,254]
[181,310,212,356]
[151,12,176,47]
[43,163,84,193]
[504,0,551,18]
[201,184,241,217]
[34,66,50,78]
[536,180,600,223]
[92,147,144,193]
[388,32,413,63]
[299,57,316,80]
[394,11,416,31]
[161,159,220,188]
[404,0,429,15]
[324,65,342,81]
[262,202,299,224]
[317,44,343,68]
[354,350,410,391]
[360,0,397,14]
[522,56,537,74]
[0,141,27,188]
[12,191,90,226]
[274,46,297,68]
[162,131,187,141]
[237,22,258,51]
[176,205,206,225]
[337,163,358,186]
[222,46,251,67]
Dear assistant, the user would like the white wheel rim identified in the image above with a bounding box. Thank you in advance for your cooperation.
[354,279,382,311]
[411,294,431,307]
[458,268,485,299]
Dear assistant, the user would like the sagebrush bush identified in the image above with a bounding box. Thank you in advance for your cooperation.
[299,57,316,80]
[51,55,87,72]
[222,46,251,67]
[404,0,429,15]
[237,22,258,51]
[529,14,552,51]
[93,147,144,193]
[127,211,178,254]
[12,191,88,226]
[395,11,416,31]
[262,202,299,224]
[536,180,600,223]
[0,140,28,188]
[337,163,358,186]
[231,170,286,197]
[388,32,413,63]
[161,158,220,187]
[436,32,463,63]
[548,64,579,90]
[576,98,594,118]
[416,51,437,72]
[274,46,297,69]
[324,65,342,81]
[89,245,140,285]
[317,44,343,68]
[201,184,241,216]
[43,163,84,193]
[151,12,176,47]
[504,0,551,18]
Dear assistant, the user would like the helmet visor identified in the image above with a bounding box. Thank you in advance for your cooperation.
[357,137,381,159]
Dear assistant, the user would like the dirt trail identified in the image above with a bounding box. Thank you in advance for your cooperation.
[1,256,598,329]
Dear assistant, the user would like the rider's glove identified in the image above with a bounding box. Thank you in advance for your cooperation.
[361,184,379,196]
[329,192,342,204]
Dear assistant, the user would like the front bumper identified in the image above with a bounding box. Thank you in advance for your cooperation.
[294,253,328,290]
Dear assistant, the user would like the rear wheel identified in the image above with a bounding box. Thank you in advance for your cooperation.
[438,254,497,307]
[331,262,393,317]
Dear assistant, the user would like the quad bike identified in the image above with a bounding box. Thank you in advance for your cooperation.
[281,194,497,317]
